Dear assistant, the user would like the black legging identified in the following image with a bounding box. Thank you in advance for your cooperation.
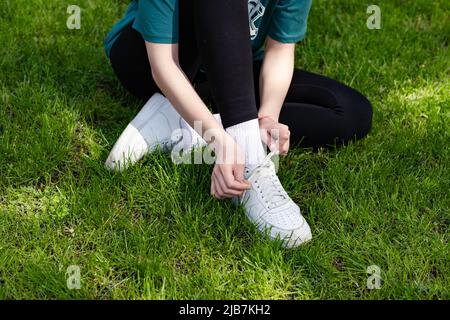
[109,0,372,149]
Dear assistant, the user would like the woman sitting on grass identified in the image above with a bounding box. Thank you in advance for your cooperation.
[103,0,373,248]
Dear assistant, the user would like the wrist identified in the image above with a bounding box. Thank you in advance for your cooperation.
[207,128,230,150]
[258,113,279,122]
[258,107,280,122]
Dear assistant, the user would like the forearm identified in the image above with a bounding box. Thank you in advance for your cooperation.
[147,42,226,145]
[258,38,295,121]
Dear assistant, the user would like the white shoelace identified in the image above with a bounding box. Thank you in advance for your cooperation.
[246,151,289,210]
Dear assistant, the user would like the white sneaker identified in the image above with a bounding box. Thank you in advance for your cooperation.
[236,152,312,248]
[105,93,205,171]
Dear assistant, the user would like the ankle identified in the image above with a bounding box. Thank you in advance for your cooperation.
[226,119,266,168]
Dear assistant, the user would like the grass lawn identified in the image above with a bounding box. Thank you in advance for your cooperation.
[0,0,449,299]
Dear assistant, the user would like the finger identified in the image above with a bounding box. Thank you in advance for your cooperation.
[259,128,270,146]
[275,127,288,148]
[270,127,280,141]
[214,184,225,200]
[211,176,222,199]
[214,169,236,198]
[224,166,250,191]
[212,169,226,199]
[267,134,280,153]
[281,129,291,141]
[280,140,289,155]
[279,136,290,154]
[214,178,226,199]
[282,130,290,155]
[216,166,248,197]
[273,124,289,142]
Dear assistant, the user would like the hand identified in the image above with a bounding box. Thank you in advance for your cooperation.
[210,133,250,199]
[258,116,290,155]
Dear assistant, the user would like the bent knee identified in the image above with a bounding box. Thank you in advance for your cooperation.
[344,92,373,142]
[356,95,373,139]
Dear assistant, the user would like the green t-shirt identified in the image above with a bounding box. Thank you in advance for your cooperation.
[104,0,312,60]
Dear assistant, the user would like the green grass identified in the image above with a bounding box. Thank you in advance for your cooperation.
[0,0,449,299]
